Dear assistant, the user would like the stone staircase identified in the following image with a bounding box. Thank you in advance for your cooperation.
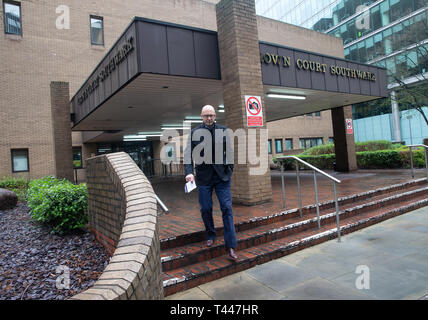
[161,178,428,296]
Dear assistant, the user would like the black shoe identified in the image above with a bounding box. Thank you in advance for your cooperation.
[229,248,238,261]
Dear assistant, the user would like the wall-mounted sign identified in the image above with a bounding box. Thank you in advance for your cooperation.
[245,95,263,127]
[261,52,376,82]
[346,118,353,134]
[77,36,135,105]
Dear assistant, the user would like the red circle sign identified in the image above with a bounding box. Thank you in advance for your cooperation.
[246,96,262,116]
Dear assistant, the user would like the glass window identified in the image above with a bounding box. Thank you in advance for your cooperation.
[73,147,83,168]
[314,111,321,117]
[299,138,323,149]
[90,15,104,46]
[329,137,334,144]
[406,49,419,77]
[371,5,382,30]
[383,28,393,56]
[3,1,22,35]
[366,37,375,61]
[11,149,29,172]
[380,0,390,26]
[390,0,401,21]
[418,44,428,74]
[285,139,293,150]
[275,139,283,153]
[350,44,359,61]
[268,139,272,154]
[385,56,397,83]
[392,23,403,51]
[395,53,408,79]
[374,33,384,57]
[358,41,367,62]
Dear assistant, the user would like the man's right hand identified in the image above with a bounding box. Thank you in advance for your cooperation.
[185,174,195,182]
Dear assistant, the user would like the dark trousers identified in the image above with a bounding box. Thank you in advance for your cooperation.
[197,173,237,249]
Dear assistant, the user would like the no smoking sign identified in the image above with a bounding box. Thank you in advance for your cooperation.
[245,95,263,127]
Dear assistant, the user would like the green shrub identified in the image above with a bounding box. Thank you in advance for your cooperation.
[300,143,335,156]
[355,140,401,152]
[0,177,30,202]
[398,147,426,168]
[356,150,403,169]
[27,176,88,234]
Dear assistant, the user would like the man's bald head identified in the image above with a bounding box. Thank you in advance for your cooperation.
[201,105,216,114]
[201,105,216,127]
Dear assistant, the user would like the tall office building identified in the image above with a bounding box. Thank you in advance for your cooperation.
[256,0,428,143]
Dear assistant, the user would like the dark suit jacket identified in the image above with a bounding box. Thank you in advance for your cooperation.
[184,122,234,186]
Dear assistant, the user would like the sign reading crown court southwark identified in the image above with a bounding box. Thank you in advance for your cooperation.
[260,52,376,82]
[77,37,135,105]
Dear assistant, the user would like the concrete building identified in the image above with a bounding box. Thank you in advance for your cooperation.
[1,0,387,205]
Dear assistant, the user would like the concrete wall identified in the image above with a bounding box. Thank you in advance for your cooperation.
[71,152,163,300]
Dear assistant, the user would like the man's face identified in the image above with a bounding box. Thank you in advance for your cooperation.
[201,108,216,127]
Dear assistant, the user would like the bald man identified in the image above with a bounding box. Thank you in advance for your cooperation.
[184,105,238,261]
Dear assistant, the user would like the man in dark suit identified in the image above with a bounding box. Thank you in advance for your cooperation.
[184,105,238,261]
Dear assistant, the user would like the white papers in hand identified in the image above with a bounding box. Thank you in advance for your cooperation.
[185,180,197,193]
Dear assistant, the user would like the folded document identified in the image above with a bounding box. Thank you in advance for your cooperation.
[185,180,197,193]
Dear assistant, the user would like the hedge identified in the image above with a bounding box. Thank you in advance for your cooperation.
[274,147,426,170]
[27,176,88,234]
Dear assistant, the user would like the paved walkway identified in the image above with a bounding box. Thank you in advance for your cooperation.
[167,205,428,300]
[154,169,426,241]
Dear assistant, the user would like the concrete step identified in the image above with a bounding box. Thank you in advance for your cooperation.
[161,181,428,296]
[160,178,427,250]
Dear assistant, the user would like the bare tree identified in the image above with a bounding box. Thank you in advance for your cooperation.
[388,14,428,126]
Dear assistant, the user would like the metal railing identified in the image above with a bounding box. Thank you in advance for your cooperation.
[276,156,342,242]
[142,158,185,179]
[408,144,428,180]
[155,194,169,214]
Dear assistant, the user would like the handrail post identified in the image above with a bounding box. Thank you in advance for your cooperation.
[313,170,321,229]
[334,181,341,242]
[409,146,414,179]
[296,160,303,218]
[281,162,286,209]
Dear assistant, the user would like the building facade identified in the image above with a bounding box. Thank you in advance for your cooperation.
[0,0,339,181]
[1,0,387,207]
[256,0,428,143]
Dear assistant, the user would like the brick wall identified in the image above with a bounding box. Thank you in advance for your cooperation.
[71,152,163,300]
[216,0,272,205]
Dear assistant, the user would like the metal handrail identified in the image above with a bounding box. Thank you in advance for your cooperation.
[276,156,342,242]
[155,194,169,214]
[407,144,428,180]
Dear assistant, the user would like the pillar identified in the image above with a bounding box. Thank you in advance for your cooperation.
[391,91,402,143]
[216,0,272,205]
[50,81,74,181]
[331,106,358,172]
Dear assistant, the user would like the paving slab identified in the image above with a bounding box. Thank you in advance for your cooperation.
[279,277,370,300]
[167,206,428,300]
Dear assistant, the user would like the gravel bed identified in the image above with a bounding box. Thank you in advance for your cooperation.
[0,203,110,300]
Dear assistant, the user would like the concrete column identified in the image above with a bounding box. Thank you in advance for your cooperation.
[216,0,272,205]
[331,106,358,172]
[50,81,74,181]
[391,91,402,142]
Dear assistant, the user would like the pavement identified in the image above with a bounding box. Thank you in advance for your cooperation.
[154,169,427,241]
[166,205,428,300]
